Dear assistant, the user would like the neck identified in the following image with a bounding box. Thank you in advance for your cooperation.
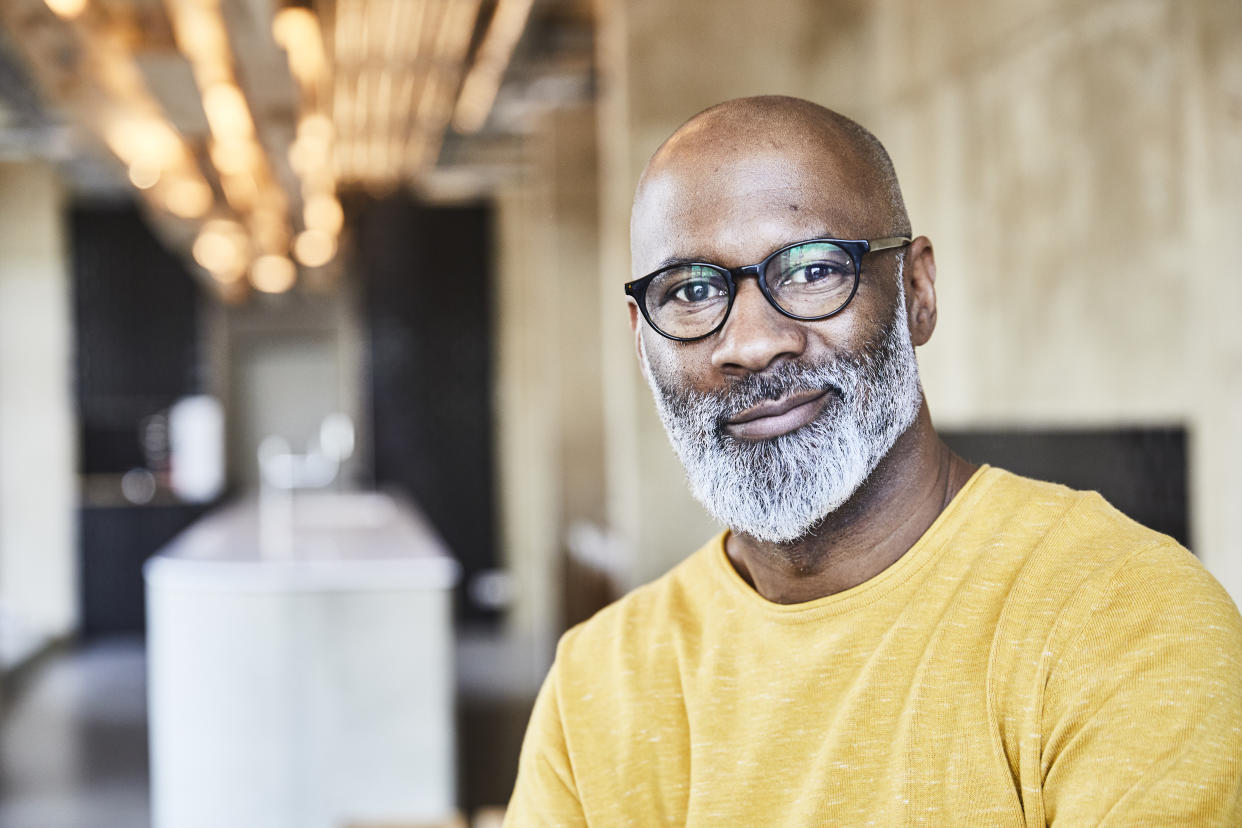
[724,400,977,604]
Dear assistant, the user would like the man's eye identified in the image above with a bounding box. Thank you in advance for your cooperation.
[785,263,847,284]
[671,279,726,303]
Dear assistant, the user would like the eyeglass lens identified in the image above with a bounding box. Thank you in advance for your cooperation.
[643,240,856,339]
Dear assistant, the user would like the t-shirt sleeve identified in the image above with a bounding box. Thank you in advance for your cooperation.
[504,656,588,827]
[1040,542,1242,826]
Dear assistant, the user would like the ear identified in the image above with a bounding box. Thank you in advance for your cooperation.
[628,299,645,364]
[904,236,937,347]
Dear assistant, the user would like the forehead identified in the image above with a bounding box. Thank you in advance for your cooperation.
[631,144,876,275]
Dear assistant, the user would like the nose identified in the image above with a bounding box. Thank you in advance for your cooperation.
[710,277,806,375]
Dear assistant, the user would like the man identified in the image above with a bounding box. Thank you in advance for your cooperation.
[506,96,1242,825]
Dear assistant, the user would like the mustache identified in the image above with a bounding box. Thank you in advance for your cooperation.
[658,310,913,431]
[657,360,851,429]
[720,363,845,416]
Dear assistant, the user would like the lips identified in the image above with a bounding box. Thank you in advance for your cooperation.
[724,388,832,441]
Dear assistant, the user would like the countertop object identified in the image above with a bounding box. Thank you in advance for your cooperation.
[145,490,460,828]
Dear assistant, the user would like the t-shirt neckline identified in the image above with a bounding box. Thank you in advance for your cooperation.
[707,464,997,621]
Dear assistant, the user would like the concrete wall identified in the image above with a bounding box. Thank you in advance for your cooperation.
[0,162,78,665]
[494,106,607,670]
[591,0,1242,601]
[218,288,365,491]
[494,175,560,669]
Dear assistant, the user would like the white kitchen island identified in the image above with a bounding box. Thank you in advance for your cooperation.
[144,491,460,828]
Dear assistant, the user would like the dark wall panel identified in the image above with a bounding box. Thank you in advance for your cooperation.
[71,203,205,636]
[941,427,1188,547]
[72,204,201,474]
[355,194,497,617]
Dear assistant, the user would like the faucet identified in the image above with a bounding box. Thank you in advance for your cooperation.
[257,413,355,559]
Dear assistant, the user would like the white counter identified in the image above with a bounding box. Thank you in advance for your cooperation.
[144,491,460,828]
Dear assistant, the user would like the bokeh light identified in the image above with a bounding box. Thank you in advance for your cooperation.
[250,254,297,294]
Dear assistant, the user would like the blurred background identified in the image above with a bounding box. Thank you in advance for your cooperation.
[0,0,1238,825]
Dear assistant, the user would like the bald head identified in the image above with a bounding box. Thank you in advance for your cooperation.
[631,96,910,276]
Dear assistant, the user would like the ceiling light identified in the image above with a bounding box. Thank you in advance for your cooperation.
[202,82,255,143]
[251,255,297,294]
[105,117,185,168]
[289,116,334,175]
[453,0,534,134]
[219,172,259,212]
[162,176,214,218]
[128,160,161,190]
[192,221,248,283]
[170,5,229,65]
[294,229,337,268]
[251,211,290,255]
[303,194,344,235]
[273,7,326,86]
[210,140,257,176]
[44,0,87,20]
[299,166,335,197]
[298,113,334,146]
[288,139,313,175]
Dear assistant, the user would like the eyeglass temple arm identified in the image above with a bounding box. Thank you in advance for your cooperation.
[868,236,912,252]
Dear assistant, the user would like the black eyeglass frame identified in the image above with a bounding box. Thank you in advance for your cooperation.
[624,236,912,342]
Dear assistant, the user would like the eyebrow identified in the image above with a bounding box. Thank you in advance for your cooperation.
[652,255,701,271]
[649,231,845,272]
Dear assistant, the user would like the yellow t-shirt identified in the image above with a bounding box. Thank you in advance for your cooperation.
[506,467,1242,826]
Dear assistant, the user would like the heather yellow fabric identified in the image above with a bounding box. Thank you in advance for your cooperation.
[506,467,1242,826]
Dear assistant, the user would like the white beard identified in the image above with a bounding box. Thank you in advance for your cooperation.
[640,275,923,544]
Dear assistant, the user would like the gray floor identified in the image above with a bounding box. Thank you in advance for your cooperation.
[0,633,532,828]
[0,637,150,828]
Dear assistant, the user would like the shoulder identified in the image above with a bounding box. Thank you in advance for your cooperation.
[977,467,1241,711]
[1029,512,1242,823]
[509,537,725,824]
[1047,531,1242,671]
[970,466,1198,591]
[969,465,1240,637]
[964,469,1242,822]
[555,532,724,675]
[979,466,1242,710]
[968,465,1155,546]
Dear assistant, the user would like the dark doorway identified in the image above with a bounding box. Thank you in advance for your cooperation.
[353,193,499,620]
[941,426,1189,547]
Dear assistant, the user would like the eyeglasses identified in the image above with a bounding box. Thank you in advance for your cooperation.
[625,236,911,342]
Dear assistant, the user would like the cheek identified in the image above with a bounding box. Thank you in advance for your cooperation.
[812,279,901,350]
[641,332,715,391]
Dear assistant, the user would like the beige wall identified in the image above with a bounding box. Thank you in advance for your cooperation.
[495,176,560,666]
[0,162,78,665]
[494,105,607,666]
[589,0,1242,601]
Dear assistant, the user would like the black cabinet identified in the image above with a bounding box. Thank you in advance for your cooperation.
[79,503,210,636]
[71,204,207,636]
